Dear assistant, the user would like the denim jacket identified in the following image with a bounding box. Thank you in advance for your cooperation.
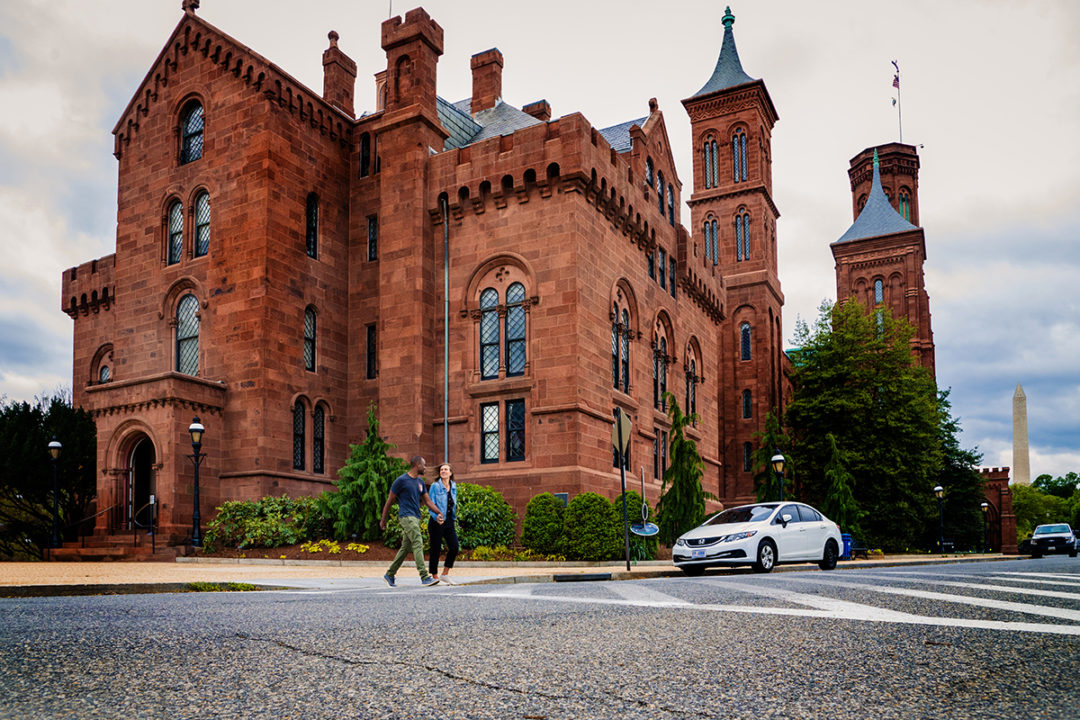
[428,479,457,522]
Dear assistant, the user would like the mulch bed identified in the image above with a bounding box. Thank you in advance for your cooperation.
[194,542,672,562]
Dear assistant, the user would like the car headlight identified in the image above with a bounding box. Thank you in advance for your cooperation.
[721,531,757,543]
[675,538,687,547]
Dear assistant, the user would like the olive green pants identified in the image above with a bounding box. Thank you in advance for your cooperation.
[387,515,430,579]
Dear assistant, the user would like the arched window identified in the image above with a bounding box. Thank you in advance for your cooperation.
[733,129,748,183]
[305,193,319,259]
[620,309,630,393]
[742,389,752,419]
[658,248,667,289]
[702,221,711,263]
[611,307,620,390]
[312,404,325,474]
[899,191,911,221]
[167,201,183,265]
[292,402,306,471]
[194,191,210,257]
[657,171,665,214]
[703,138,713,189]
[655,336,668,411]
[711,137,719,185]
[612,305,631,393]
[505,282,526,376]
[874,279,884,305]
[480,288,500,380]
[304,306,316,372]
[645,157,654,187]
[711,219,719,265]
[179,101,204,164]
[685,359,697,417]
[176,294,199,375]
[736,211,751,261]
[740,322,751,361]
[667,185,675,226]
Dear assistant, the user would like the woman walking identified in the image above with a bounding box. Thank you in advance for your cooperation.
[428,462,460,584]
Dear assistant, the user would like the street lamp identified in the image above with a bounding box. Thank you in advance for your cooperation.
[771,451,786,502]
[934,485,944,553]
[48,438,62,549]
[188,417,205,548]
[980,502,990,553]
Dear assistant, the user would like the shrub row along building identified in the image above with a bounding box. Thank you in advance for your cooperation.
[62,2,935,545]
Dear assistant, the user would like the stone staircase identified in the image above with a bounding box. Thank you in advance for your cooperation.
[46,533,189,562]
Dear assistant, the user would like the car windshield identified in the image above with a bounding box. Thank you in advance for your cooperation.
[1034,525,1070,535]
[702,504,777,526]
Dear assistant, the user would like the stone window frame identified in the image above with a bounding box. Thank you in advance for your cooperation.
[175,294,201,376]
[652,313,675,412]
[610,281,639,396]
[462,254,537,384]
[177,97,205,166]
[480,401,499,464]
[684,337,702,420]
[292,396,308,471]
[90,343,114,386]
[193,190,211,258]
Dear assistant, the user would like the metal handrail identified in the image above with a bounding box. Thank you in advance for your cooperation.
[61,504,119,548]
[131,501,157,552]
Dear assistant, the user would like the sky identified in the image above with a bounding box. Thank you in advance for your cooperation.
[0,0,1077,479]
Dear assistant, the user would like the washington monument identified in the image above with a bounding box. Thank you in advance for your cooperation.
[1013,383,1030,485]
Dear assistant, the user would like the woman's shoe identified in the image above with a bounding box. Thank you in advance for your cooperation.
[439,575,454,585]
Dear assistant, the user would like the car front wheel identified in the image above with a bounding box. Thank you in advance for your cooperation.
[819,539,838,570]
[753,540,776,573]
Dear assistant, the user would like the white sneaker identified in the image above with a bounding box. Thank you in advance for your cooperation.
[439,575,455,585]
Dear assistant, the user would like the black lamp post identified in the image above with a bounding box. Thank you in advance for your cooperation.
[980,502,990,553]
[934,485,944,553]
[771,451,786,502]
[48,438,62,549]
[188,417,205,548]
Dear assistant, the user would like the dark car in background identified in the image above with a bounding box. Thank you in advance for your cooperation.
[1030,524,1078,558]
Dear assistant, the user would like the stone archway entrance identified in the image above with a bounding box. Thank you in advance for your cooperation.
[124,436,156,531]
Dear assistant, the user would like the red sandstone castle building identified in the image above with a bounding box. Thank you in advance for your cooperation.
[61,3,930,544]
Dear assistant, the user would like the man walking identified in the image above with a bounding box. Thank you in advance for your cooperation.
[380,456,444,587]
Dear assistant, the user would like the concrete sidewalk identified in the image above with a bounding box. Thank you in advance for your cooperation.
[0,553,1014,597]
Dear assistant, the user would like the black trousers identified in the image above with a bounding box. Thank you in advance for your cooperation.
[428,519,459,576]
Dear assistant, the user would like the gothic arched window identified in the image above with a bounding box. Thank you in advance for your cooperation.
[703,138,713,189]
[899,191,911,221]
[733,128,748,183]
[874,279,884,305]
[194,191,210,257]
[167,201,183,265]
[736,211,751,261]
[505,282,526,376]
[740,322,751,361]
[176,294,199,375]
[312,404,325,474]
[293,401,306,471]
[179,101,204,164]
[480,288,500,380]
[657,171,665,214]
[667,185,675,226]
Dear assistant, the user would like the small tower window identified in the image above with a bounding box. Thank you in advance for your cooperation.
[899,191,911,221]
[733,129,747,183]
[167,201,183,265]
[657,171,665,214]
[743,442,753,472]
[313,405,325,475]
[669,257,676,299]
[740,322,751,361]
[293,402,306,471]
[742,389,752,419]
[194,191,210,257]
[736,211,751,261]
[367,215,378,261]
[646,157,654,187]
[304,306,317,372]
[305,193,319,259]
[667,185,675,226]
[179,101,204,164]
[711,219,718,265]
[703,138,713,189]
[658,248,667,289]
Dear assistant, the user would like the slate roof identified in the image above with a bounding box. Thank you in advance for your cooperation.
[835,154,918,243]
[691,9,755,98]
[435,97,543,150]
[436,96,482,150]
[598,117,647,153]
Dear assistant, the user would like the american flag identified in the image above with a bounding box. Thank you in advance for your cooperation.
[893,74,900,89]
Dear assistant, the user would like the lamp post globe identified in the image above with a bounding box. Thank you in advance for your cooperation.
[188,417,205,547]
[934,485,944,553]
[771,451,786,502]
[48,438,62,550]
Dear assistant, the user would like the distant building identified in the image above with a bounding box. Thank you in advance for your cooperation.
[62,4,797,543]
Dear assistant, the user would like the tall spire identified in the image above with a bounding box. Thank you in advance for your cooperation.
[835,147,916,243]
[692,6,754,98]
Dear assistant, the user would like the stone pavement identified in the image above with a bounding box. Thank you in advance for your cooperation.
[0,553,1013,597]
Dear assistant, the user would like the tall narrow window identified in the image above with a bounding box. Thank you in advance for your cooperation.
[293,402,305,471]
[611,308,620,390]
[506,399,525,461]
[176,294,199,375]
[742,389,752,419]
[312,405,325,474]
[658,337,668,411]
[703,139,713,189]
[481,402,499,463]
[899,191,911,221]
[620,309,630,393]
[743,442,753,472]
[304,306,316,372]
[733,129,747,183]
[646,157,654,187]
[742,213,751,260]
[359,133,371,178]
[667,185,675,226]
[367,215,378,261]
[740,322,751,361]
[480,288,500,380]
[505,282,526,376]
[167,201,183,265]
[366,323,377,379]
[688,360,697,416]
[657,172,665,214]
[612,409,630,470]
[647,250,655,279]
[736,211,751,261]
[702,221,711,263]
[194,192,210,257]
[652,338,660,410]
[658,248,667,289]
[711,138,719,185]
[661,430,668,475]
[180,101,204,164]
[711,219,718,265]
[874,279,884,305]
[305,193,319,259]
[669,257,676,299]
[653,435,659,479]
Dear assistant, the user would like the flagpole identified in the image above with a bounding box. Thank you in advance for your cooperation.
[892,60,903,144]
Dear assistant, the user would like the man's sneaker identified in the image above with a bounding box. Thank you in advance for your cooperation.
[382,574,396,587]
[421,576,440,587]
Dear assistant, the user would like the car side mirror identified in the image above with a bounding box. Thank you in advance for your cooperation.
[780,513,792,527]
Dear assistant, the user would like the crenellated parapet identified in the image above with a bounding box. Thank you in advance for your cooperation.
[112,11,352,158]
[62,255,116,318]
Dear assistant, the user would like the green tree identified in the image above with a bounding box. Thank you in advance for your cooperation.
[320,404,407,541]
[656,393,710,547]
[1033,472,1080,500]
[820,433,862,536]
[784,300,942,551]
[0,392,97,559]
[751,410,791,501]
[933,391,986,551]
[1012,484,1070,541]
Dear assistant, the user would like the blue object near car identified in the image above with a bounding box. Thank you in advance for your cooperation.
[840,533,853,560]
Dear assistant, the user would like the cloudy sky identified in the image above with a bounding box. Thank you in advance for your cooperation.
[1,0,1077,479]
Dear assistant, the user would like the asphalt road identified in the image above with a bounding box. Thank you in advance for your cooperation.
[2,556,1078,719]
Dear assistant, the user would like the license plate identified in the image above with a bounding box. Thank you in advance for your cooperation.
[692,549,706,559]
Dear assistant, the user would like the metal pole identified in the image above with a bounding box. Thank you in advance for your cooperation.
[50,457,60,549]
[778,470,784,503]
[442,195,450,462]
[617,409,630,572]
[937,498,943,553]
[192,446,202,547]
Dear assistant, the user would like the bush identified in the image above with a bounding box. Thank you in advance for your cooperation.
[456,483,517,550]
[381,505,430,551]
[521,493,565,556]
[203,495,320,552]
[468,545,565,562]
[561,492,621,561]
[613,490,658,561]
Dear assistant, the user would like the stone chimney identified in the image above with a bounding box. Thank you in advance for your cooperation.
[470,48,503,113]
[322,31,357,118]
[522,99,551,122]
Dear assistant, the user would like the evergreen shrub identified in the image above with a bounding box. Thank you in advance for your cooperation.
[456,483,516,550]
[203,495,320,552]
[521,492,565,556]
[561,492,621,561]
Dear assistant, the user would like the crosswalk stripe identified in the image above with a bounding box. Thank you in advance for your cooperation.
[839,572,1080,601]
[993,571,1080,582]
[606,584,692,606]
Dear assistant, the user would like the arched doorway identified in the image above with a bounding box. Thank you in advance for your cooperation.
[125,436,156,530]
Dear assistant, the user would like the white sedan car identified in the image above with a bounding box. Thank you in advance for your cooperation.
[673,502,843,575]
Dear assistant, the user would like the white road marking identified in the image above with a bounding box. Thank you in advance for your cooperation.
[606,584,692,606]
[838,572,1080,601]
[867,570,1080,589]
[993,571,1080,583]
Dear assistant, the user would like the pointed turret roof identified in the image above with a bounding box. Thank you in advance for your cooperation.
[691,6,755,98]
[835,149,918,243]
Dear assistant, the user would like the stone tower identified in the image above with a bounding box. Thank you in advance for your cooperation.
[1013,383,1031,485]
[832,148,935,375]
[682,6,784,503]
